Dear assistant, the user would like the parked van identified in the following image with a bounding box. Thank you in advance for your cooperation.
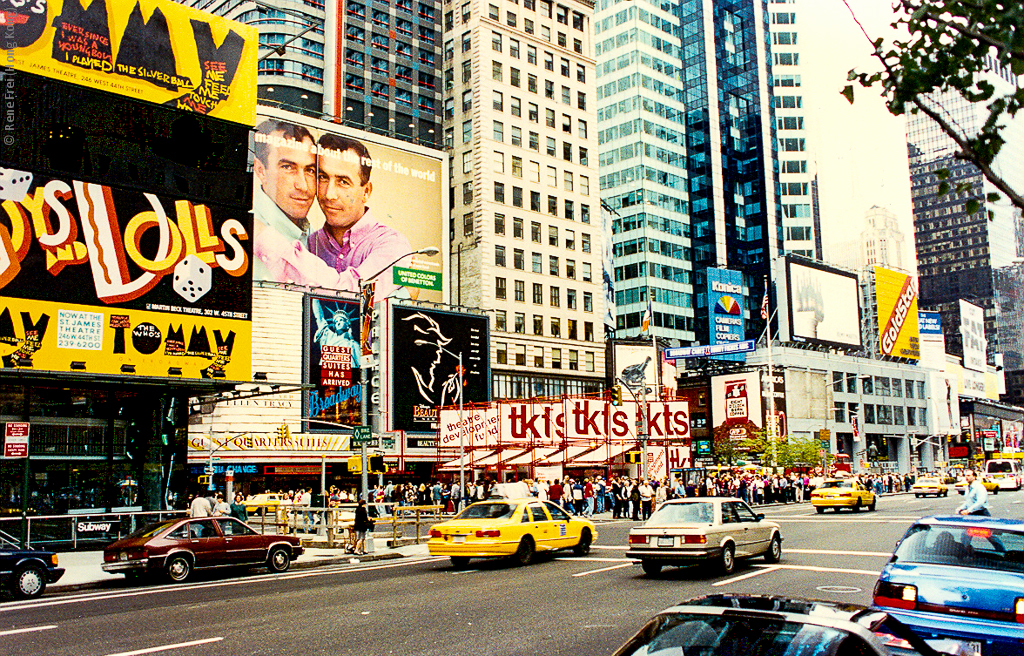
[984,459,1022,491]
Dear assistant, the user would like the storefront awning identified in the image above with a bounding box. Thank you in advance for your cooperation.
[568,442,634,466]
[503,447,560,467]
[437,450,497,471]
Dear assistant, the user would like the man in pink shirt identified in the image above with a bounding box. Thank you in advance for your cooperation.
[254,132,412,297]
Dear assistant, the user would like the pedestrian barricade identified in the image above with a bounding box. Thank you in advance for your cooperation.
[369,505,444,546]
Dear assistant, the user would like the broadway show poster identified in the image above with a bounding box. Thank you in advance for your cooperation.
[0,171,252,379]
[0,0,257,124]
[390,306,489,433]
[304,295,361,432]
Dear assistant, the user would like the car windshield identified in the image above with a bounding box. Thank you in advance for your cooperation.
[124,520,179,539]
[894,524,1024,573]
[647,502,714,525]
[820,481,852,489]
[457,502,517,520]
[615,612,857,656]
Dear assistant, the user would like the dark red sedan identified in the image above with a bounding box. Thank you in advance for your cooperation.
[103,516,303,583]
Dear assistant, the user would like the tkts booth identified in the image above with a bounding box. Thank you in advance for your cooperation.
[0,0,258,517]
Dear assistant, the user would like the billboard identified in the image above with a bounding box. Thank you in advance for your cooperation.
[252,108,445,303]
[1,0,258,124]
[304,295,361,431]
[786,258,861,349]
[711,372,763,445]
[389,306,490,433]
[706,267,746,362]
[960,300,987,372]
[875,267,919,360]
[0,172,251,379]
[613,343,658,392]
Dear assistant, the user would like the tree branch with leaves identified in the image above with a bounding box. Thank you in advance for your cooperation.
[842,0,1024,212]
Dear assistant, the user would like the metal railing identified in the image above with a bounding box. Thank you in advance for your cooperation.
[0,510,187,551]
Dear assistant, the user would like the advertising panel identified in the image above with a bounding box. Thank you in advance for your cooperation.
[711,372,763,445]
[304,295,361,431]
[613,343,658,392]
[1,0,258,124]
[874,267,920,359]
[706,268,746,362]
[252,108,445,302]
[390,306,489,433]
[785,258,861,349]
[960,300,987,372]
[0,172,251,379]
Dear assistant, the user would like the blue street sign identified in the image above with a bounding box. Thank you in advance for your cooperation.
[664,340,756,360]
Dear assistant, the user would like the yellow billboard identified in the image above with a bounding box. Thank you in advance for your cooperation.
[1,0,257,124]
[875,266,920,360]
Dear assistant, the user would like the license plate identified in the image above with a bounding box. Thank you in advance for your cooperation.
[452,535,466,544]
[966,641,982,655]
[658,537,674,547]
[119,553,128,561]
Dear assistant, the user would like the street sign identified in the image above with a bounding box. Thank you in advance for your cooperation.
[694,439,712,455]
[381,437,395,449]
[204,465,215,474]
[393,266,442,291]
[4,422,29,458]
[664,340,756,359]
[352,426,372,444]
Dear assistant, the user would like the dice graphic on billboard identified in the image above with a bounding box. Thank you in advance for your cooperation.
[0,169,33,202]
[173,255,212,302]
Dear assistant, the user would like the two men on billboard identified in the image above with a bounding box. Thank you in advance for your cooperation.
[252,119,412,298]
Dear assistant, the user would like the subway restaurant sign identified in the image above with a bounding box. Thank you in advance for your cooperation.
[394,267,441,291]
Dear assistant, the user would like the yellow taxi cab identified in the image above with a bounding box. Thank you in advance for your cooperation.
[243,493,294,515]
[810,478,876,513]
[427,498,596,569]
[952,476,1000,495]
[909,476,948,498]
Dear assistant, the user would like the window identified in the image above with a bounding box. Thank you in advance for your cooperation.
[496,342,507,363]
[488,3,499,20]
[462,32,471,52]
[583,292,593,312]
[510,39,520,59]
[534,348,544,368]
[576,63,586,83]
[531,221,542,242]
[564,170,573,191]
[545,79,554,99]
[492,61,503,81]
[568,350,578,370]
[549,255,558,276]
[461,1,470,21]
[463,150,473,174]
[533,314,544,335]
[513,217,524,239]
[546,137,556,156]
[444,128,453,148]
[461,89,472,112]
[546,165,557,187]
[562,113,571,133]
[492,31,502,52]
[493,120,504,141]
[529,160,540,182]
[513,248,524,269]
[507,11,516,26]
[492,150,503,173]
[511,126,522,146]
[582,262,591,282]
[563,199,573,220]
[560,57,570,77]
[566,259,575,279]
[531,191,541,212]
[495,312,506,332]
[532,252,542,273]
[550,316,560,334]
[585,351,594,372]
[462,120,472,143]
[514,280,525,302]
[581,203,589,223]
[524,17,534,34]
[528,102,539,122]
[528,74,538,94]
[551,348,561,369]
[515,343,526,364]
[462,60,472,83]
[495,213,506,234]
[463,212,473,236]
[494,182,505,203]
[565,230,575,250]
[581,233,591,253]
[548,225,558,245]
[579,147,588,165]
[544,51,554,71]
[493,90,503,111]
[495,245,506,267]
[578,119,587,138]
[462,180,473,204]
[577,91,586,110]
[567,289,576,309]
[905,380,915,398]
[495,277,507,299]
[529,132,539,151]
[527,45,537,64]
[547,195,557,216]
[515,313,526,334]
[561,85,570,104]
[532,283,543,304]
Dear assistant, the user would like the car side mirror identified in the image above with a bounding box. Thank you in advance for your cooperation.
[756,514,765,521]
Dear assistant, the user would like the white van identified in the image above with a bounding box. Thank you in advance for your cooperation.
[984,459,1022,491]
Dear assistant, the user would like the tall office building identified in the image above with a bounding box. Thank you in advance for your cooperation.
[596,0,780,342]
[444,0,607,399]
[828,206,908,273]
[767,0,816,259]
[909,59,1024,368]
[186,0,443,147]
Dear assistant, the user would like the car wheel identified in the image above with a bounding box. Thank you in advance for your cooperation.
[720,543,735,575]
[641,560,662,576]
[573,528,592,556]
[450,556,470,570]
[993,487,999,495]
[816,507,825,514]
[764,534,782,563]
[267,546,291,573]
[915,494,921,498]
[514,536,535,566]
[10,564,46,599]
[166,555,192,583]
[868,498,876,511]
[853,499,862,513]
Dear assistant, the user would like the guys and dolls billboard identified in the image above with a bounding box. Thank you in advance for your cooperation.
[304,295,361,431]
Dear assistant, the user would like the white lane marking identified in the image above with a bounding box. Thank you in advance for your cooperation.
[714,566,780,587]
[0,556,446,613]
[572,562,635,577]
[0,624,57,636]
[786,548,891,557]
[560,556,629,563]
[591,545,627,551]
[770,518,918,524]
[104,637,223,656]
[751,563,881,576]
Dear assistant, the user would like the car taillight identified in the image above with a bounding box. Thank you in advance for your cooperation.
[873,581,917,610]
[429,529,442,538]
[475,529,500,538]
[127,548,147,560]
[1015,597,1024,623]
[683,535,707,544]
[629,534,648,544]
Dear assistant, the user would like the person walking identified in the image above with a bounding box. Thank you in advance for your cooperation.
[352,499,375,554]
[956,469,991,516]
[189,493,212,518]
[638,479,654,520]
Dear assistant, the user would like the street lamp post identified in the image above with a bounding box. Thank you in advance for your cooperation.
[434,346,464,510]
[357,246,440,502]
[617,376,650,479]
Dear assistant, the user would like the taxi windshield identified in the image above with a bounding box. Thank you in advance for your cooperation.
[457,503,516,520]
[648,502,715,525]
[819,480,852,489]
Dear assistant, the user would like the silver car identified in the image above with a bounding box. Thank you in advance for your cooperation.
[626,497,782,575]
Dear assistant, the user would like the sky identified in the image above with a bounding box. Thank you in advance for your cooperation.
[797,0,917,272]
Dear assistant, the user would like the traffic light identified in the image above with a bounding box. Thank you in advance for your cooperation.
[276,424,290,441]
[368,454,385,474]
[611,385,623,406]
[198,475,210,485]
[625,450,641,463]
[347,455,362,473]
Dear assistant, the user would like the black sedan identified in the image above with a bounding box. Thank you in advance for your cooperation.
[0,545,65,599]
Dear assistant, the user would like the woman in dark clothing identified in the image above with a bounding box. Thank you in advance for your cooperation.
[229,493,249,522]
[352,499,374,555]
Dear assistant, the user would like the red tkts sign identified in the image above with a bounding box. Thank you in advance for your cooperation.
[3,422,29,458]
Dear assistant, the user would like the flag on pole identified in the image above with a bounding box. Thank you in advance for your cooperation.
[641,297,652,333]
[760,290,769,320]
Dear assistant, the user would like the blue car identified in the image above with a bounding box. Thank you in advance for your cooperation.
[873,516,1024,656]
